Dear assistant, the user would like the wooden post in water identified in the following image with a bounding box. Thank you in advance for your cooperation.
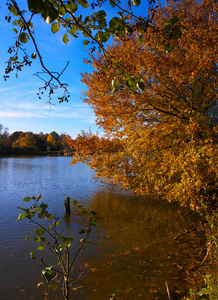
[64,196,71,214]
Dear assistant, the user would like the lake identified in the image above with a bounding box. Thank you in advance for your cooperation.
[0,156,205,299]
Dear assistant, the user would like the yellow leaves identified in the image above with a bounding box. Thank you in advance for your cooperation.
[47,134,56,147]
[73,1,218,211]
[12,132,36,150]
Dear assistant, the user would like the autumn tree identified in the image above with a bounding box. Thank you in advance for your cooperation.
[46,133,56,150]
[12,132,37,153]
[68,0,218,210]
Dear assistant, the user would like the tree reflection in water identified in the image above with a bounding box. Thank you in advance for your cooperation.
[75,188,205,300]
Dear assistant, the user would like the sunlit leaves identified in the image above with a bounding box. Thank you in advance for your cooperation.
[77,0,89,8]
[109,17,121,30]
[31,53,37,59]
[74,0,218,210]
[164,43,173,53]
[62,33,69,44]
[42,267,57,283]
[36,228,45,236]
[83,40,90,47]
[6,0,189,99]
[68,2,78,13]
[51,23,60,34]
[40,3,58,24]
[30,251,36,260]
[17,213,26,221]
[82,28,92,38]
[23,197,32,202]
[19,32,29,43]
[131,0,141,6]
[16,194,101,297]
[95,30,110,43]
[138,34,145,44]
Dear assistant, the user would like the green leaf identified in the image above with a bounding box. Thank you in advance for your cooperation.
[42,267,57,283]
[170,16,180,25]
[41,3,58,23]
[114,62,119,68]
[68,2,78,12]
[38,245,45,251]
[117,11,123,18]
[137,81,145,91]
[171,28,182,40]
[23,197,32,202]
[109,0,116,7]
[19,33,29,43]
[30,251,36,260]
[95,10,107,19]
[138,34,144,44]
[164,43,173,53]
[62,33,69,44]
[83,40,90,47]
[69,24,78,35]
[58,6,66,16]
[131,0,141,6]
[18,21,25,27]
[34,236,46,242]
[178,25,188,32]
[48,284,57,290]
[47,214,54,221]
[36,228,45,236]
[51,22,60,34]
[77,0,89,8]
[98,31,110,43]
[9,5,16,13]
[38,212,45,218]
[90,219,98,226]
[31,53,37,59]
[27,0,43,14]
[109,17,121,30]
[82,28,92,38]
[17,213,26,221]
[102,65,109,71]
[9,56,18,61]
[114,25,126,37]
[12,20,19,25]
[98,17,107,29]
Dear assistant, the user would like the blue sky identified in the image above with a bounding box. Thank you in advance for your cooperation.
[0,1,150,138]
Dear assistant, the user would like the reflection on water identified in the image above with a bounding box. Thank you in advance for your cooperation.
[75,189,205,300]
[0,157,205,299]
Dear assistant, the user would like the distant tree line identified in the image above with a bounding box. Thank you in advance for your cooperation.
[0,124,65,154]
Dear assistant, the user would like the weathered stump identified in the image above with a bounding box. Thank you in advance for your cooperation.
[64,196,71,214]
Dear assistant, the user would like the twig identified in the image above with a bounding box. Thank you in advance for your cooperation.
[174,227,196,240]
[165,281,172,300]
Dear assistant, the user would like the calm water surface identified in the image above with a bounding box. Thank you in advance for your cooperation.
[0,157,204,299]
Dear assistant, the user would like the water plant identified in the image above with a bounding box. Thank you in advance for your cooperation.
[17,195,99,300]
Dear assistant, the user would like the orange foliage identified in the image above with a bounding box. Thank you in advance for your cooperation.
[47,134,56,148]
[12,132,37,152]
[68,0,218,210]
